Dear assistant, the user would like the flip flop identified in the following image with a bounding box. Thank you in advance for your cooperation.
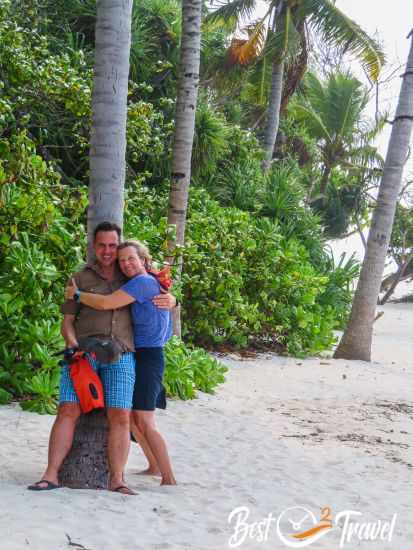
[28,480,60,491]
[111,485,137,496]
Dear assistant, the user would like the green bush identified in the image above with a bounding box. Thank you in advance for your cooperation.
[0,2,358,410]
[123,183,355,356]
[164,336,227,400]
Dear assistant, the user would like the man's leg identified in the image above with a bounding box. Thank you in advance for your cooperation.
[130,414,160,476]
[106,407,132,491]
[99,352,136,495]
[42,403,81,483]
[28,363,81,490]
[134,410,176,486]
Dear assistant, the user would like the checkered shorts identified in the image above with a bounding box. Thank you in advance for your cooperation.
[59,352,135,409]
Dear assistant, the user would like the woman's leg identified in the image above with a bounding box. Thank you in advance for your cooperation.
[130,413,160,475]
[134,410,176,485]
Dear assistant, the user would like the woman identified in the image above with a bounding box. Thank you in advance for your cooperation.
[65,240,176,486]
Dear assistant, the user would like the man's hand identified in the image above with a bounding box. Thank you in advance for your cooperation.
[61,314,79,349]
[65,278,78,301]
[66,337,79,349]
[152,292,177,309]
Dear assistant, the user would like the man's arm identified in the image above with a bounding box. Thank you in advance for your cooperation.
[61,314,79,348]
[152,292,177,309]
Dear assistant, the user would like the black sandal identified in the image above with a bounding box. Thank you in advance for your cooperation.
[28,480,60,491]
[111,485,137,496]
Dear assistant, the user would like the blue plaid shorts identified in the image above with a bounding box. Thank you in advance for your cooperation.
[59,352,136,409]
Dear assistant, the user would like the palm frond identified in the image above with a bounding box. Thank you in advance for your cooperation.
[293,102,332,142]
[227,19,267,65]
[264,9,301,62]
[206,0,258,28]
[301,0,385,80]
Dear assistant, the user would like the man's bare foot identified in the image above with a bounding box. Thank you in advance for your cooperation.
[137,467,161,477]
[160,476,177,486]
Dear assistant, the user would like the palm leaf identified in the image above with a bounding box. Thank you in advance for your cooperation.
[300,0,385,80]
[227,19,267,65]
[293,102,332,141]
[264,8,301,62]
[206,0,258,28]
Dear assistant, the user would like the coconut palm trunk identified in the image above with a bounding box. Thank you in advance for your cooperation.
[262,59,285,172]
[59,0,133,489]
[167,0,202,336]
[334,32,413,361]
[87,0,133,258]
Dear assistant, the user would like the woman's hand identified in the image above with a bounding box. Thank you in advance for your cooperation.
[65,278,78,301]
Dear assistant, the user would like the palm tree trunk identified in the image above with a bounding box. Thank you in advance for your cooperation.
[334,33,413,361]
[262,59,285,172]
[58,410,109,489]
[60,0,132,488]
[167,0,202,336]
[87,0,133,259]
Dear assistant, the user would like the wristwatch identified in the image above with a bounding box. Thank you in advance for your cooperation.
[73,290,82,303]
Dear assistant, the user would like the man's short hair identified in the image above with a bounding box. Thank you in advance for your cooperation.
[93,221,122,241]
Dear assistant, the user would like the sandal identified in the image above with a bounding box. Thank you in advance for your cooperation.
[111,485,137,496]
[28,480,60,491]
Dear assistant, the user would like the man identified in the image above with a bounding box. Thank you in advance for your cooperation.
[28,222,175,495]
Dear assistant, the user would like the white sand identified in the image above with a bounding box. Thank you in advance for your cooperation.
[1,302,412,550]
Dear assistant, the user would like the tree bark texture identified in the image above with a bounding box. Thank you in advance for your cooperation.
[167,0,202,250]
[58,410,109,489]
[60,1,132,488]
[334,33,413,361]
[87,0,133,259]
[167,0,202,336]
[262,59,285,172]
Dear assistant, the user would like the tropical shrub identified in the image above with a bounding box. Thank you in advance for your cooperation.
[123,183,355,355]
[164,336,227,400]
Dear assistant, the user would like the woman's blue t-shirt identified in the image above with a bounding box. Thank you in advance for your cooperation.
[121,273,172,348]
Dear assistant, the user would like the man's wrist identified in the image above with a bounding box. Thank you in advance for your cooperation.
[73,290,82,303]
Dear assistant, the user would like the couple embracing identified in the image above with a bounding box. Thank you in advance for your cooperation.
[28,222,177,495]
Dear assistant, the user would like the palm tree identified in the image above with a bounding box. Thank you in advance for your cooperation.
[334,32,413,361]
[209,0,384,171]
[60,0,133,488]
[292,71,384,201]
[86,0,133,257]
[167,0,203,336]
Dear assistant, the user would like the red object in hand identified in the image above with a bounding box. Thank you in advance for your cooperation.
[69,352,105,413]
[148,265,172,291]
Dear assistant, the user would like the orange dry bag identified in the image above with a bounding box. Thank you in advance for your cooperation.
[68,351,105,413]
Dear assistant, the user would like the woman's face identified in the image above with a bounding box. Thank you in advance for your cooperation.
[118,246,146,278]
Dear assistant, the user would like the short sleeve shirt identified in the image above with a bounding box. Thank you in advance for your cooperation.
[61,263,134,352]
[121,273,172,348]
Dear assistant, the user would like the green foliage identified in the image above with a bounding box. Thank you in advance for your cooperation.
[164,337,227,400]
[124,183,355,356]
[390,203,413,260]
[21,369,60,415]
[192,101,230,177]
[0,1,361,410]
[0,129,85,405]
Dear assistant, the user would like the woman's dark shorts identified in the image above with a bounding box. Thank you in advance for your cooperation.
[133,347,166,411]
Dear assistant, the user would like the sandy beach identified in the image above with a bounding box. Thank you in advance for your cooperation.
[1,301,412,550]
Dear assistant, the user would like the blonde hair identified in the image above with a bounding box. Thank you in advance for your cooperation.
[118,239,152,268]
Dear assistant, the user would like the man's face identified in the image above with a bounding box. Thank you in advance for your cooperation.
[93,230,119,268]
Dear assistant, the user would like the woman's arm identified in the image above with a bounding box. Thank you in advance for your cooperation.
[65,279,135,310]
